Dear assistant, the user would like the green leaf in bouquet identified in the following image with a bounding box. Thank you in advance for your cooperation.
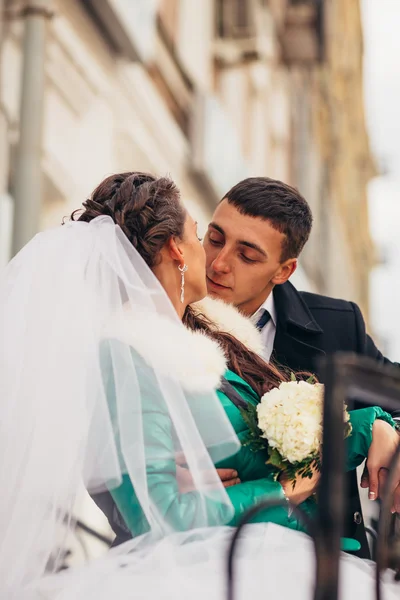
[239,404,260,436]
[306,374,317,385]
[266,447,286,470]
[276,454,322,490]
[239,404,268,453]
[290,372,297,382]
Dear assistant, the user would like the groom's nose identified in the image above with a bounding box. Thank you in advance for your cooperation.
[212,248,231,274]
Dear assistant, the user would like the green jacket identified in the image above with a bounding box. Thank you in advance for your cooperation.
[110,362,394,538]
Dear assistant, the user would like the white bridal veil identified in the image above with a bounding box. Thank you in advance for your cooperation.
[0,216,239,598]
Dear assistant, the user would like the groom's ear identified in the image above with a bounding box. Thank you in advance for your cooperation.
[271,259,297,286]
[165,236,185,264]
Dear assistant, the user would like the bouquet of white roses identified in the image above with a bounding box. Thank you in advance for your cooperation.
[240,375,352,486]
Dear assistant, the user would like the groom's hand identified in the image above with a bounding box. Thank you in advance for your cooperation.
[176,465,240,493]
[361,466,400,513]
[216,469,241,488]
[175,451,240,490]
[361,419,400,511]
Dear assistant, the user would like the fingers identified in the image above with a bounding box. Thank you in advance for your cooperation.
[216,468,238,482]
[360,464,369,489]
[374,467,400,513]
[366,463,379,501]
[175,451,187,466]
[312,470,321,484]
[222,477,241,488]
[215,469,240,488]
[392,483,400,514]
[177,466,241,493]
[378,469,400,513]
[378,468,388,500]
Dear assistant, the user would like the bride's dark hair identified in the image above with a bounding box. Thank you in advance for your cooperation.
[71,172,185,267]
[70,172,288,397]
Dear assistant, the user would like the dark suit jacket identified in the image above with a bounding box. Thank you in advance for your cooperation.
[272,281,398,376]
[272,281,400,557]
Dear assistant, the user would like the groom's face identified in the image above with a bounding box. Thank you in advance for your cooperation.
[203,200,296,316]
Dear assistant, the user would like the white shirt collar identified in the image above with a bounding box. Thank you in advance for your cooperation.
[251,293,277,327]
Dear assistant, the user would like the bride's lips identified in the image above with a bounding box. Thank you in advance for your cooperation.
[206,276,231,291]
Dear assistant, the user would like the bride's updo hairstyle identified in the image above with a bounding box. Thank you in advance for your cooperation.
[71,172,185,268]
[70,172,287,397]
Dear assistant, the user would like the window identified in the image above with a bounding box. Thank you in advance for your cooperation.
[216,0,256,40]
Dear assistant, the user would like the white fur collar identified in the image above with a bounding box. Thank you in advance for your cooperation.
[192,296,263,356]
[103,309,227,394]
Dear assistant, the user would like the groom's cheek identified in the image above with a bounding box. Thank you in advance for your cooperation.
[203,238,218,269]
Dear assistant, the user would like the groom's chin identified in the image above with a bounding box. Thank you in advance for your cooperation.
[206,286,231,302]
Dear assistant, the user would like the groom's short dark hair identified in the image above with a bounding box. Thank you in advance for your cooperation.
[222,177,313,262]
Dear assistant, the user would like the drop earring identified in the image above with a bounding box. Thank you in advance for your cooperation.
[178,264,188,303]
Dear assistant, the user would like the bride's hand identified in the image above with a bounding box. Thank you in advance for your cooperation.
[360,419,400,510]
[279,468,320,506]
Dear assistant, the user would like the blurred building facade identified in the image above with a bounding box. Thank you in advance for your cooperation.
[0,0,375,557]
[1,0,375,310]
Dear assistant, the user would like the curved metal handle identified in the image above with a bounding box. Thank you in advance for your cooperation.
[226,497,316,600]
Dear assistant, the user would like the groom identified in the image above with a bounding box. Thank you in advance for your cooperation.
[204,176,400,557]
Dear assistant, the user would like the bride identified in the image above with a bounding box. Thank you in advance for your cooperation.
[0,171,398,600]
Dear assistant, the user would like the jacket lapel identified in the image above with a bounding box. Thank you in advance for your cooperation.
[272,282,326,377]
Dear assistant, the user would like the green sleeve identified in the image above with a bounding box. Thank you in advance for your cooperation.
[216,435,269,481]
[346,407,396,471]
[225,478,315,532]
[100,339,235,536]
[105,345,236,535]
[110,407,233,536]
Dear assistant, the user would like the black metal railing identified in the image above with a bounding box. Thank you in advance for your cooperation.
[47,514,114,572]
[227,353,400,600]
[227,499,317,600]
